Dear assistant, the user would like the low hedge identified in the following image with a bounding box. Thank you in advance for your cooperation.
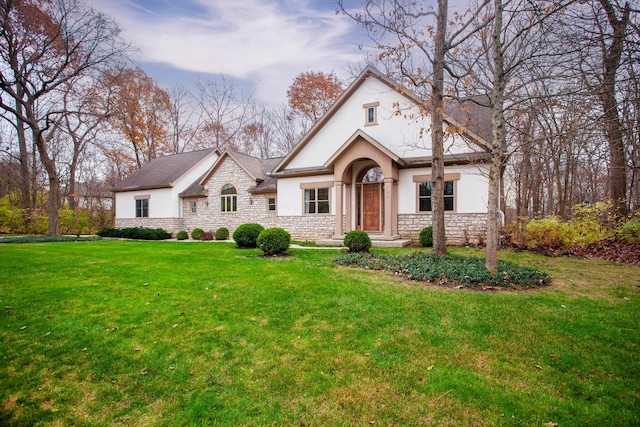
[191,228,205,240]
[215,227,229,241]
[333,251,550,289]
[176,230,189,240]
[96,227,171,240]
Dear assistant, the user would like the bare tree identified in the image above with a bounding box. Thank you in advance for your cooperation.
[0,0,129,235]
[195,76,256,153]
[339,0,491,256]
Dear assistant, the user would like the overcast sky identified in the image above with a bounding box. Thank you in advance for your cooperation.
[87,0,370,105]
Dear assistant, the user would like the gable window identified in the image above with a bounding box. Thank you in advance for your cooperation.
[190,201,197,213]
[363,102,379,126]
[304,188,330,214]
[221,184,237,212]
[135,198,149,218]
[268,197,276,211]
[418,181,455,212]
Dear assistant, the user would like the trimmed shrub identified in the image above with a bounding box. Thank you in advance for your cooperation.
[233,223,265,248]
[96,227,171,240]
[202,230,214,241]
[176,230,188,240]
[191,228,204,240]
[419,226,433,247]
[343,230,371,253]
[215,227,229,240]
[257,227,291,255]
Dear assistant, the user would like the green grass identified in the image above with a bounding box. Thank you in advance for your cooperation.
[0,241,638,426]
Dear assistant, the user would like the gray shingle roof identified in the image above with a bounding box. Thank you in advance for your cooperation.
[112,148,217,192]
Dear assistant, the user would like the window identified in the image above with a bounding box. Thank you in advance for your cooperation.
[135,198,149,217]
[418,181,455,212]
[304,188,330,214]
[363,102,379,126]
[190,201,197,213]
[268,197,276,211]
[221,184,237,212]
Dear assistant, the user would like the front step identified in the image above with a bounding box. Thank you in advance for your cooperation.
[315,236,413,248]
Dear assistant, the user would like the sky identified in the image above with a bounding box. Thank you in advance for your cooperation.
[87,0,371,105]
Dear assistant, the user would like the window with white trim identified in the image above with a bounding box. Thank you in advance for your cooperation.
[190,201,197,213]
[418,181,455,212]
[221,184,237,212]
[304,188,330,214]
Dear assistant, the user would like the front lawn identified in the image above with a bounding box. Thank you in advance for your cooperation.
[0,241,638,426]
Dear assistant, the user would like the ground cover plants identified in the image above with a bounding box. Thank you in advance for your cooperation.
[333,251,550,289]
[0,241,638,426]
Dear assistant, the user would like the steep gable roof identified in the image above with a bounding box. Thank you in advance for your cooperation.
[273,66,491,173]
[112,148,218,192]
[182,149,283,197]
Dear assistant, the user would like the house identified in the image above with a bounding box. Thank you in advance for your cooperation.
[113,67,492,245]
[112,148,219,231]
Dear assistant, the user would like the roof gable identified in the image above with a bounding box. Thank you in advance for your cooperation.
[112,148,218,192]
[273,66,490,173]
[324,129,405,168]
[194,149,284,196]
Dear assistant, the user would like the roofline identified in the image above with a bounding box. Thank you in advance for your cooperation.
[268,166,334,179]
[200,149,261,185]
[272,67,490,174]
[112,184,172,193]
[403,152,492,167]
[324,129,406,168]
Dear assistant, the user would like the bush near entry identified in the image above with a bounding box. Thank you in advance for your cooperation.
[343,230,371,253]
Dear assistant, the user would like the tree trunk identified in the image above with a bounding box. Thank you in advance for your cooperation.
[598,0,630,217]
[486,0,505,274]
[431,0,448,256]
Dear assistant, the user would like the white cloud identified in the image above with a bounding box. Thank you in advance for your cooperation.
[90,0,364,104]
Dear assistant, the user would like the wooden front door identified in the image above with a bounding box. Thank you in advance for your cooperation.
[362,183,382,231]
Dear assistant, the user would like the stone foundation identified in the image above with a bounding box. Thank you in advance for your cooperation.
[274,215,336,241]
[398,213,488,245]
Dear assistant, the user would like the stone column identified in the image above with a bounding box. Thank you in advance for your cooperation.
[384,177,394,237]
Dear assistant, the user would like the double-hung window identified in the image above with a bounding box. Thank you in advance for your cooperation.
[363,102,379,126]
[267,197,276,211]
[304,188,330,214]
[135,197,149,217]
[221,184,237,212]
[190,201,197,213]
[418,181,455,212]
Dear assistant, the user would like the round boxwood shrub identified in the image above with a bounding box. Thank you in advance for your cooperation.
[176,230,189,240]
[419,226,433,247]
[343,230,371,253]
[191,228,204,240]
[215,227,229,241]
[257,227,291,255]
[232,223,265,248]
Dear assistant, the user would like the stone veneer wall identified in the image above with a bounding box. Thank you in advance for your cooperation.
[116,217,184,233]
[398,213,488,245]
[182,156,278,234]
[274,215,335,241]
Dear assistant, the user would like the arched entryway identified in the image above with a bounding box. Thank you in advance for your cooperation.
[356,165,384,232]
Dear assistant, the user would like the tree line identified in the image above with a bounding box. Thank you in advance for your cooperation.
[0,0,343,236]
[1,0,638,270]
[339,0,638,271]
